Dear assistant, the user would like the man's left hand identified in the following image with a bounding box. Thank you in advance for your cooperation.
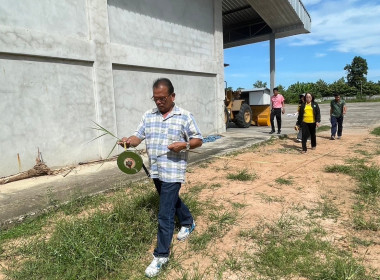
[282,108,285,114]
[168,142,186,153]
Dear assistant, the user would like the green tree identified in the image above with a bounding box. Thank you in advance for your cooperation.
[329,78,355,97]
[344,56,368,90]
[313,79,330,97]
[253,80,267,88]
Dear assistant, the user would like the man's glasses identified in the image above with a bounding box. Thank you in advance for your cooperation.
[151,94,172,103]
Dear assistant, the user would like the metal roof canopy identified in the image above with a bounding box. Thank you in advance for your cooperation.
[222,0,311,91]
[223,0,311,48]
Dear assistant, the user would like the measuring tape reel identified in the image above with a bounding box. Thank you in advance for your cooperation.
[117,151,143,174]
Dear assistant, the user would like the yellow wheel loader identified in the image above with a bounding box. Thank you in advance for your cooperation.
[224,88,271,129]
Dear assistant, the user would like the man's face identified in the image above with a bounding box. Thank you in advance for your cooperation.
[273,90,278,96]
[152,84,175,114]
[334,95,340,102]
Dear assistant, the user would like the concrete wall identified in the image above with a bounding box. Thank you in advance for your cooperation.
[0,0,225,177]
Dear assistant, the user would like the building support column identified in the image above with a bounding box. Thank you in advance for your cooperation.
[214,0,225,133]
[270,33,276,95]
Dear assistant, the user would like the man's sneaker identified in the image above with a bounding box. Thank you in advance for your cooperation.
[337,136,341,139]
[330,136,335,140]
[277,130,281,134]
[145,255,169,278]
[296,138,302,142]
[269,130,275,134]
[177,221,196,241]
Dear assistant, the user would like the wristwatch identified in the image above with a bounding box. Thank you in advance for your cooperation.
[186,142,190,151]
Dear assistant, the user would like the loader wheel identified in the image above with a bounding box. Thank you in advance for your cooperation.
[224,106,229,129]
[234,103,252,128]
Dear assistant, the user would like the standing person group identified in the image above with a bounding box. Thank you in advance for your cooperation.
[296,93,321,153]
[119,78,203,278]
[330,93,347,140]
[270,87,285,134]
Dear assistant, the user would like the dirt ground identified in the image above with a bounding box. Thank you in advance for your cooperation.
[169,127,380,278]
[0,128,379,279]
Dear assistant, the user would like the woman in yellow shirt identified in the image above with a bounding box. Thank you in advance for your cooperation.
[296,93,321,153]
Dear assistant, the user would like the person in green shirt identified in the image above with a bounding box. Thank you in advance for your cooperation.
[330,93,347,140]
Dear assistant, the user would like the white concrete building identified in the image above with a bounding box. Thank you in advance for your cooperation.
[0,0,311,177]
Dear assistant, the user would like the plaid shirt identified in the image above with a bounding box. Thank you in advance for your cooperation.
[134,105,203,182]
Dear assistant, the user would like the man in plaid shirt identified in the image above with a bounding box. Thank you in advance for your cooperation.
[119,78,203,278]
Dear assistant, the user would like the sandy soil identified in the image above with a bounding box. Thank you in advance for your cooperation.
[168,128,380,279]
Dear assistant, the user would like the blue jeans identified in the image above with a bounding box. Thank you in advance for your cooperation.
[331,115,344,137]
[153,179,193,257]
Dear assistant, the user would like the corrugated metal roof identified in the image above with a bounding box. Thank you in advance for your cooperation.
[223,0,311,48]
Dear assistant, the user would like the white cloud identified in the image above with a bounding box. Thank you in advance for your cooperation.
[315,53,326,58]
[289,1,380,55]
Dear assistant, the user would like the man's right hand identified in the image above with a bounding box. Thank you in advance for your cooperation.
[117,136,142,148]
[118,137,131,148]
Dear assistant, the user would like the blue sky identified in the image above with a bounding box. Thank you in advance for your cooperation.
[224,0,380,90]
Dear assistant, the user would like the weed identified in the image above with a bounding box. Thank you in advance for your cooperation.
[189,232,213,251]
[345,157,366,165]
[308,195,340,220]
[209,183,222,189]
[227,169,257,181]
[198,160,212,168]
[275,177,293,185]
[357,165,380,196]
[224,251,243,271]
[351,236,374,247]
[257,193,285,203]
[370,127,380,136]
[230,202,247,209]
[317,125,331,132]
[237,214,375,280]
[325,164,353,174]
[354,149,372,156]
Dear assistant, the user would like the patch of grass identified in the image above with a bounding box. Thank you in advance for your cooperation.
[230,202,248,209]
[189,210,237,252]
[188,183,207,195]
[257,193,285,203]
[227,169,257,181]
[1,181,202,280]
[224,251,243,272]
[317,125,331,132]
[354,149,372,156]
[209,183,222,189]
[324,164,353,174]
[198,160,212,169]
[189,231,213,251]
[351,236,374,247]
[356,165,380,196]
[325,162,380,232]
[352,211,380,231]
[308,195,340,220]
[370,127,380,136]
[345,157,366,165]
[277,147,298,154]
[4,186,160,279]
[238,214,376,280]
[275,177,294,185]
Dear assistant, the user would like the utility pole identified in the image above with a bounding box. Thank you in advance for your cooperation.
[360,80,362,100]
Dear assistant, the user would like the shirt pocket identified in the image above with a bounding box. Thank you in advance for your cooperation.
[167,124,185,143]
